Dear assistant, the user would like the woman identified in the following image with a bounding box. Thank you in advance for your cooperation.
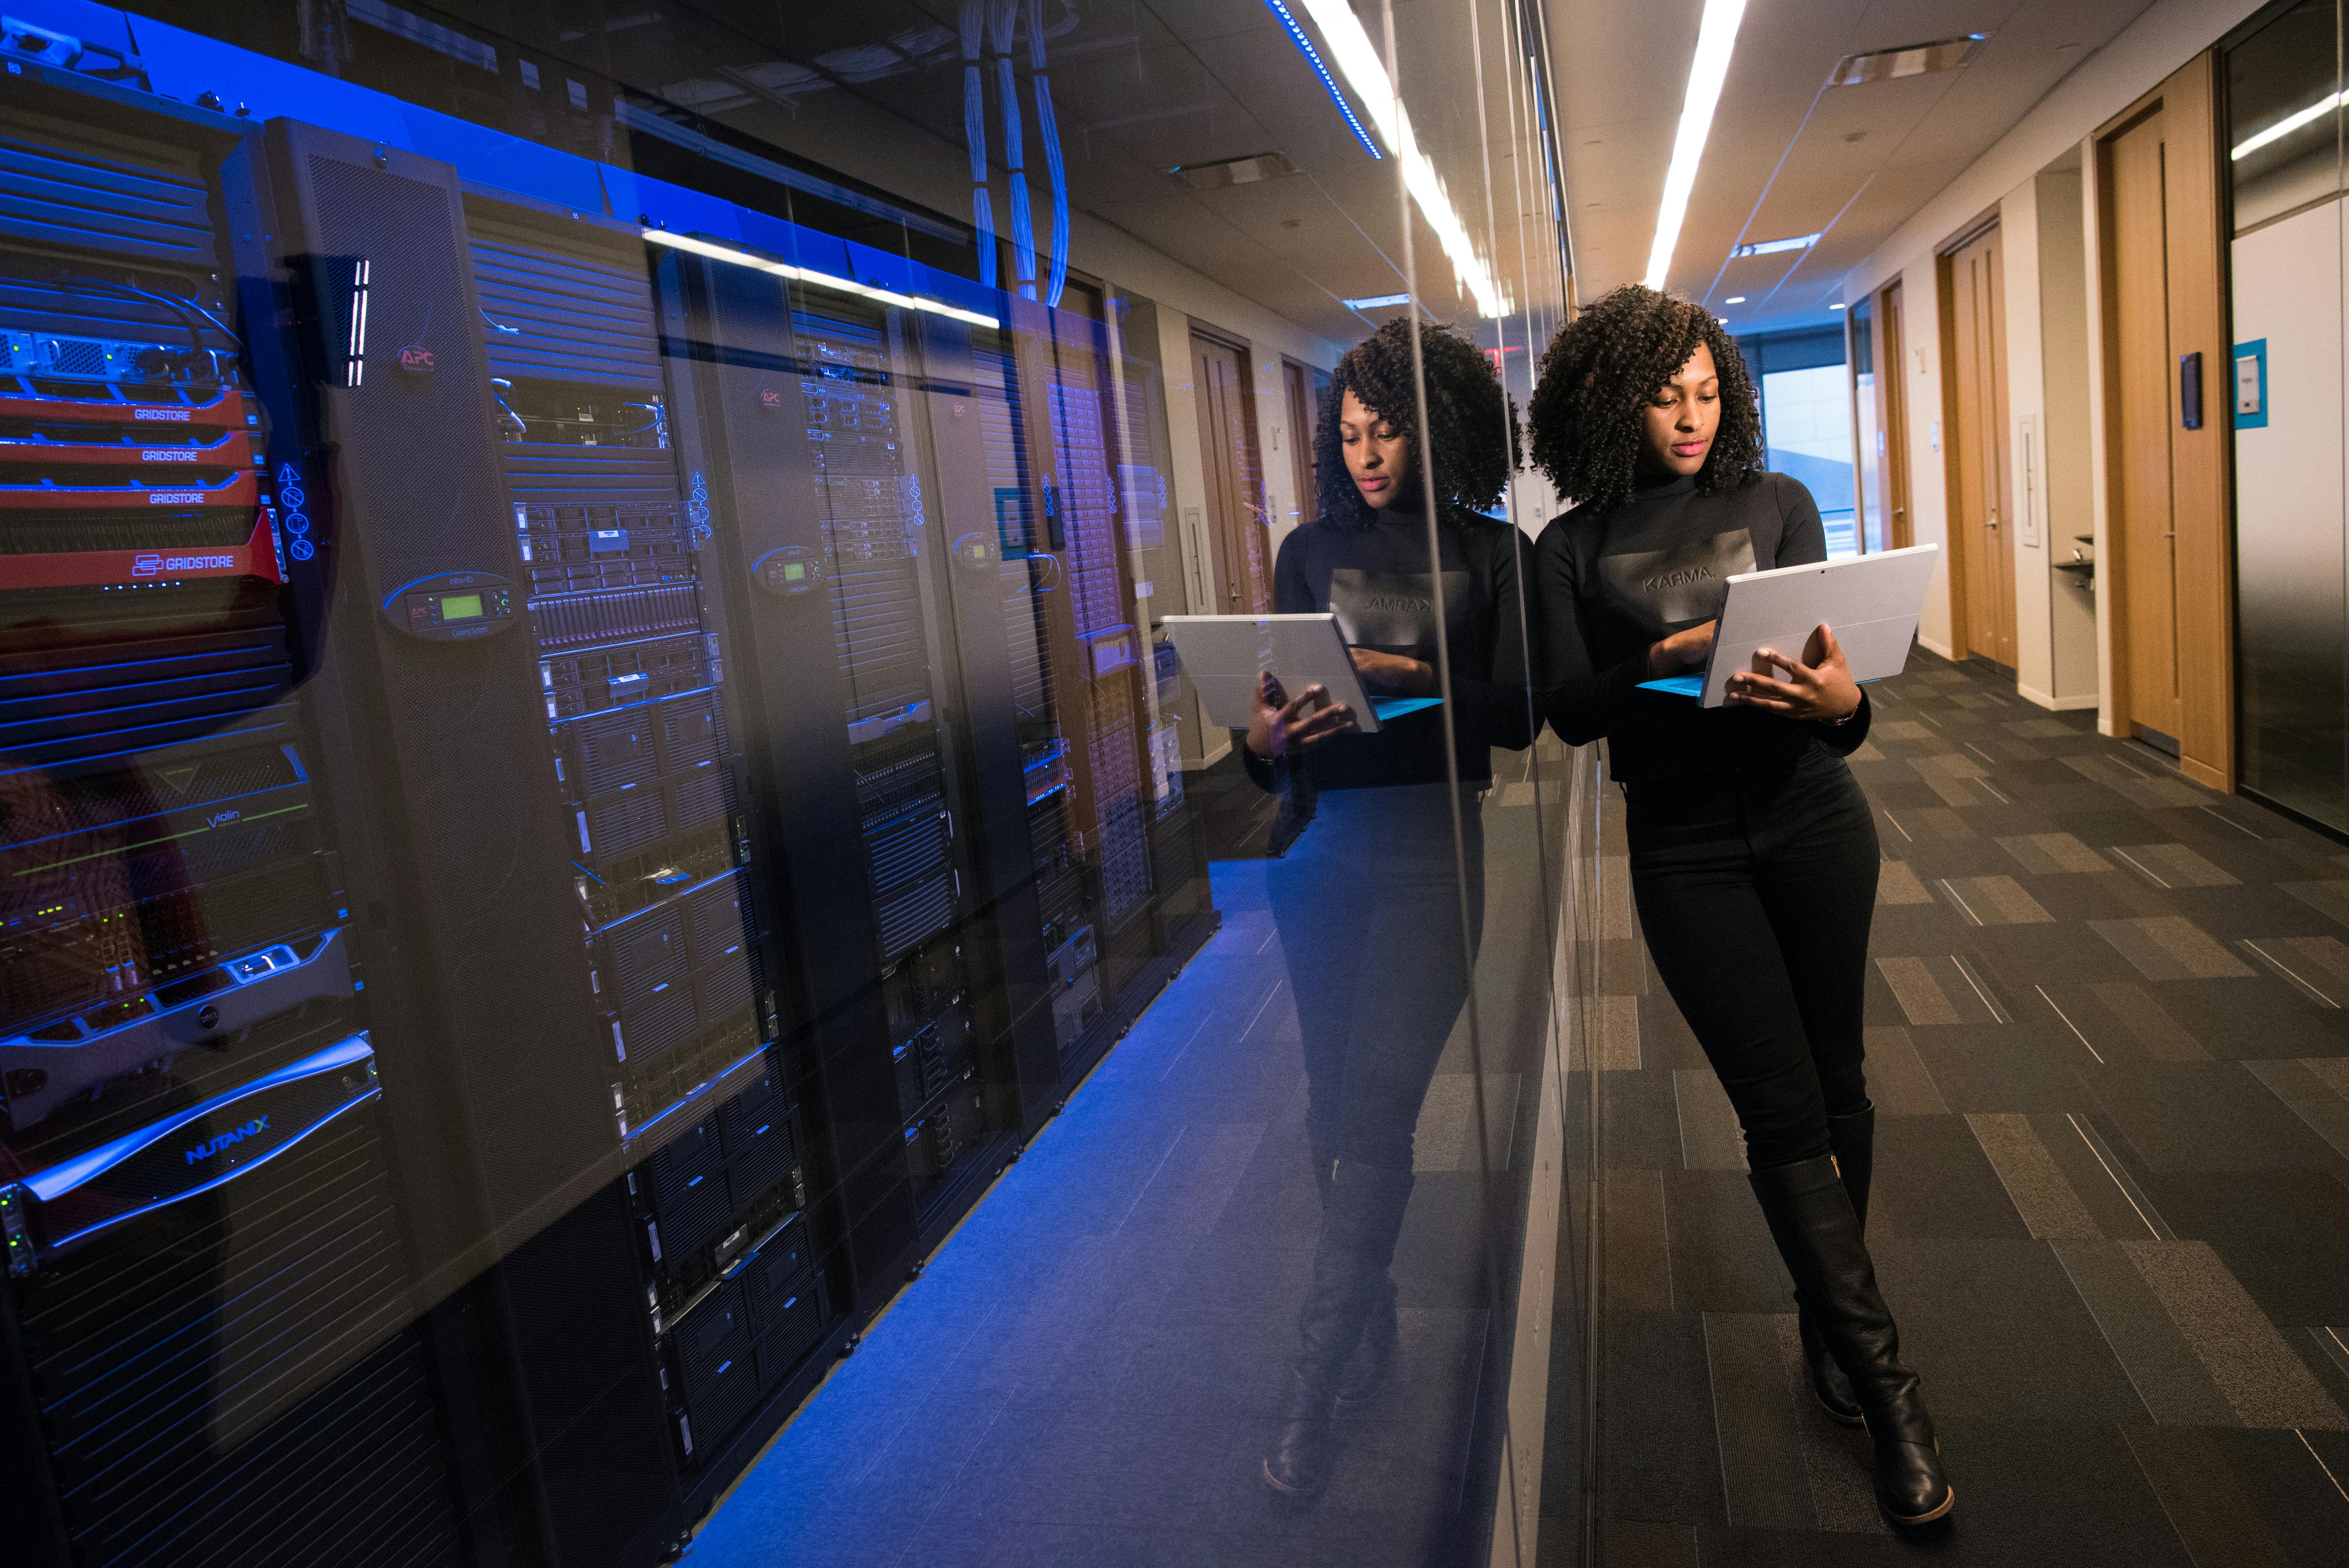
[1527,286,1952,1527]
[1240,317,1530,1499]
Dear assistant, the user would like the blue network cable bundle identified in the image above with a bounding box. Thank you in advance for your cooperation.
[0,8,1216,1566]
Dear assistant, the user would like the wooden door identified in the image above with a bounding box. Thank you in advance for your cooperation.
[1944,225,2018,666]
[1192,333,1271,613]
[2096,54,2230,786]
[1283,358,1322,527]
[2106,106,2187,748]
[1881,282,1913,549]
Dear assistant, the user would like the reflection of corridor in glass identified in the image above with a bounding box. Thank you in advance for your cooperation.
[692,754,1569,1565]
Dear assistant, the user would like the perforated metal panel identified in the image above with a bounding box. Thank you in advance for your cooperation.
[16,1114,462,1568]
[0,109,219,269]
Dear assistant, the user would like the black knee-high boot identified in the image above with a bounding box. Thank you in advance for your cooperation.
[1303,1124,1399,1413]
[1265,1160,1414,1497]
[1749,1155,1953,1527]
[1799,1103,1874,1424]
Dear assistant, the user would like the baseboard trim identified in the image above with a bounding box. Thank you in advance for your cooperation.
[1917,634,1955,661]
[2017,683,2099,713]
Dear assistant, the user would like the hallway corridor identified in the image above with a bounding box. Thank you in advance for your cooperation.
[1581,654,2349,1565]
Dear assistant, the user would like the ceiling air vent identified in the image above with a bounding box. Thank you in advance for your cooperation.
[1826,34,1987,87]
[1170,152,1300,191]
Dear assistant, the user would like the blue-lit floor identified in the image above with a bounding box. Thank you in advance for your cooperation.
[684,848,1522,1568]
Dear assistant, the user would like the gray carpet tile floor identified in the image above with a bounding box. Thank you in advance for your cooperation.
[1570,653,2349,1567]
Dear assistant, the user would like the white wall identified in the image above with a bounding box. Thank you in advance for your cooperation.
[1899,265,1956,658]
[2000,176,2055,698]
[2035,165,2100,706]
[1842,0,2269,698]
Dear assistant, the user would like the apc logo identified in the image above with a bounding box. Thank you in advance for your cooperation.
[185,1117,270,1165]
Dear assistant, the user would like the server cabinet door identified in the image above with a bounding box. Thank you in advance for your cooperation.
[266,121,614,1262]
[674,255,918,1291]
[898,315,1060,1137]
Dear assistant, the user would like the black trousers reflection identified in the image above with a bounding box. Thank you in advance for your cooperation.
[1624,744,1879,1169]
[1268,782,1486,1181]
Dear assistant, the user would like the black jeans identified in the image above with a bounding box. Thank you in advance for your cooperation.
[1268,782,1486,1173]
[1625,744,1878,1169]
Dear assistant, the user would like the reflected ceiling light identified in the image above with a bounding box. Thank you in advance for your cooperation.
[1826,34,1987,87]
[1645,0,1748,291]
[1830,301,1846,310]
[1342,292,1413,310]
[1724,294,1746,304]
[1263,1,1381,160]
[642,229,1000,329]
[1283,0,1510,318]
[1731,232,1820,258]
[2233,90,2347,160]
[1171,151,1301,189]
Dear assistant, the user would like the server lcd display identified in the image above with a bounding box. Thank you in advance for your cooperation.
[440,593,483,620]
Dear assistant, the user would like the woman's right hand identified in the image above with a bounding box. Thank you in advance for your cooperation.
[1648,619,1718,678]
[1246,670,1358,760]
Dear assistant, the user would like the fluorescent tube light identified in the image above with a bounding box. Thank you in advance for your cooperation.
[1731,233,1819,258]
[1724,294,1746,304]
[1263,1,1381,160]
[1288,0,1508,318]
[1830,301,1846,310]
[2233,90,2346,160]
[1645,0,1748,290]
[1342,292,1413,310]
[642,229,1002,329]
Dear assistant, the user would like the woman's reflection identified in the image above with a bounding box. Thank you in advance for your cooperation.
[1238,319,1530,1499]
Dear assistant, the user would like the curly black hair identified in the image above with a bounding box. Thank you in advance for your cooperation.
[1312,317,1515,529]
[1526,285,1764,516]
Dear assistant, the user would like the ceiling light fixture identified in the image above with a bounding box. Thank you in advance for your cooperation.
[1827,34,1988,87]
[1724,294,1746,304]
[1171,151,1302,190]
[1731,232,1820,259]
[641,229,1000,329]
[1263,0,1381,160]
[1645,0,1748,291]
[1342,292,1413,310]
[1830,302,1846,310]
[2233,89,2347,160]
[1284,0,1509,317]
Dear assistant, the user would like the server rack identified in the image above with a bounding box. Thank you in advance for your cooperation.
[0,87,465,1568]
[670,251,1027,1301]
[458,192,833,1487]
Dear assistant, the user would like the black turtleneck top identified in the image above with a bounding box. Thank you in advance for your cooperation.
[1239,503,1533,792]
[1534,470,1871,782]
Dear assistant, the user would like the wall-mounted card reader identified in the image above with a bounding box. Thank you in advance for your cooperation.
[384,570,518,640]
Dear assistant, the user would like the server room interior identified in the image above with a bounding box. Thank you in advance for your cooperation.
[9,3,2349,1568]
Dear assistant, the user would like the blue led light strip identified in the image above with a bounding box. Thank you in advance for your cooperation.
[1263,0,1381,160]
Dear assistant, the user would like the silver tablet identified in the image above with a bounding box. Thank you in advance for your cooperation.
[1161,613,1431,734]
[1697,544,1941,709]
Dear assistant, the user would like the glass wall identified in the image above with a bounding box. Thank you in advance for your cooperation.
[0,3,1595,1567]
[1741,328,1859,556]
[2227,0,2347,834]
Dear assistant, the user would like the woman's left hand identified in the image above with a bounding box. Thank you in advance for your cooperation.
[1724,622,1862,722]
[1349,647,1437,697]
